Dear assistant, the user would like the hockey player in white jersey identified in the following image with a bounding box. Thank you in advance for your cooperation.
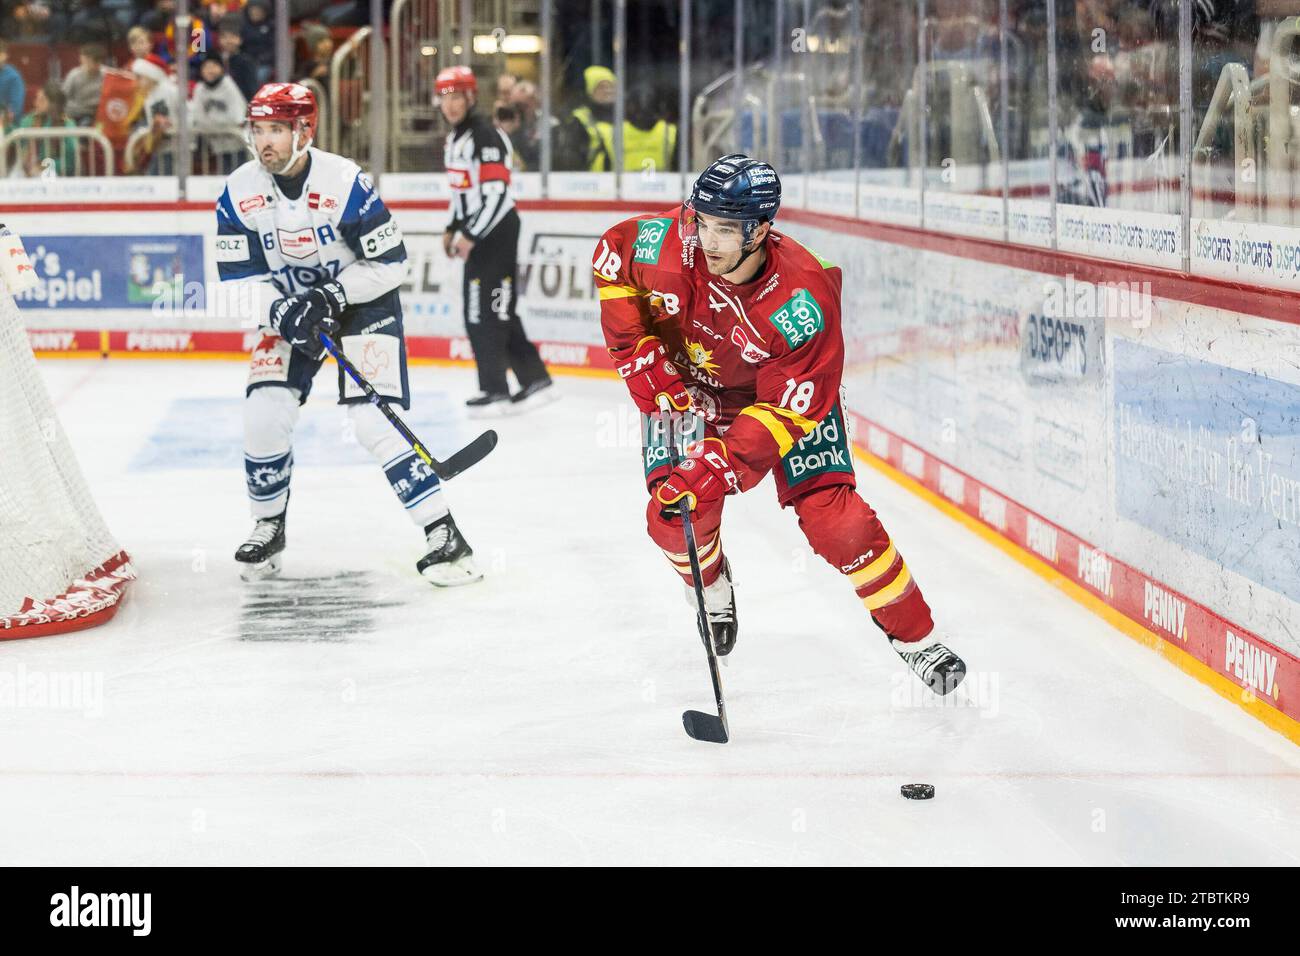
[216,82,480,586]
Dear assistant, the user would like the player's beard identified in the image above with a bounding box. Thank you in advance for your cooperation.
[259,145,291,173]
[702,248,741,275]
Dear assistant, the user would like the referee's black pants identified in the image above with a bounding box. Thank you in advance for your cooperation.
[462,210,550,395]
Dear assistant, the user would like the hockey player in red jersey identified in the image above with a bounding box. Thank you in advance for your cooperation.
[594,154,965,694]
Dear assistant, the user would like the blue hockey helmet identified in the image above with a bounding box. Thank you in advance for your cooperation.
[682,154,781,249]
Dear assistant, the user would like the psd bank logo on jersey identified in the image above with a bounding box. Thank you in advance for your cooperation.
[781,405,853,487]
[633,218,672,265]
[768,289,823,350]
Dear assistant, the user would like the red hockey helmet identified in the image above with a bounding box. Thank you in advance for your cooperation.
[247,82,319,143]
[433,65,476,98]
[246,82,318,173]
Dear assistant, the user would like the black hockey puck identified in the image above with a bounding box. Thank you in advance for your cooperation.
[900,783,935,800]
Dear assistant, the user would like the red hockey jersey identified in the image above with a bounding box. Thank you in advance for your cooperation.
[594,208,845,490]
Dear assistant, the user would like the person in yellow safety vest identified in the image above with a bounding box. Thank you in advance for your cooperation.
[563,66,677,173]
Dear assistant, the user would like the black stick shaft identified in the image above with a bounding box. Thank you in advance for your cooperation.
[661,404,729,737]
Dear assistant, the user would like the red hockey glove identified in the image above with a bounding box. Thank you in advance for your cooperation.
[655,438,739,513]
[611,335,691,415]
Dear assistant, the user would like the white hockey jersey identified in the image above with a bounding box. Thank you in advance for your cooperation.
[215,147,408,327]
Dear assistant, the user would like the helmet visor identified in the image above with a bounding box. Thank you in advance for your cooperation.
[680,200,749,254]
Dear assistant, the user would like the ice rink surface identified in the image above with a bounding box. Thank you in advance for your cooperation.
[4,357,1299,866]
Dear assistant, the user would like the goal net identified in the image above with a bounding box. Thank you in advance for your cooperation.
[0,279,134,638]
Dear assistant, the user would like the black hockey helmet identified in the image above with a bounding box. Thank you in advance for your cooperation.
[682,154,781,248]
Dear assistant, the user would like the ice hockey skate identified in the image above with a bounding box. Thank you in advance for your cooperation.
[235,513,286,581]
[417,513,482,586]
[685,557,737,656]
[892,633,966,696]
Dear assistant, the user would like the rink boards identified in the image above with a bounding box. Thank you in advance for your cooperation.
[6,189,1300,742]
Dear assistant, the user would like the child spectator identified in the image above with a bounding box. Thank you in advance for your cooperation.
[130,53,179,172]
[62,43,108,126]
[189,52,248,173]
[217,14,259,101]
[127,24,155,64]
[18,82,79,176]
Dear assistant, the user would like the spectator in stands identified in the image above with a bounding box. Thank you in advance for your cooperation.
[494,103,520,140]
[297,23,334,84]
[0,39,26,130]
[201,1,244,24]
[558,65,615,171]
[18,82,78,176]
[139,0,210,75]
[217,14,260,101]
[241,0,276,83]
[137,0,173,31]
[495,72,518,108]
[128,24,154,63]
[508,80,551,171]
[189,52,247,173]
[130,53,179,173]
[0,1,53,41]
[68,0,124,46]
[62,43,108,127]
[623,86,676,174]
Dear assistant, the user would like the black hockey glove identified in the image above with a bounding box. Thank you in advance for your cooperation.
[269,280,346,359]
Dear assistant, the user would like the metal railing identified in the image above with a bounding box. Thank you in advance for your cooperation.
[300,78,330,150]
[1193,63,1258,220]
[389,0,445,172]
[0,127,116,178]
[330,25,374,165]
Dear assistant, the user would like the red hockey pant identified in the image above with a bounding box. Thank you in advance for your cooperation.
[646,482,934,642]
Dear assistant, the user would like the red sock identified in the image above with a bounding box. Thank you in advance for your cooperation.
[792,485,934,641]
[646,496,725,587]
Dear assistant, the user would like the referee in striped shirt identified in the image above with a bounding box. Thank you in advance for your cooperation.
[435,66,555,415]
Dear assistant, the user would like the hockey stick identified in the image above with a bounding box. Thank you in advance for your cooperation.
[659,398,730,744]
[319,332,498,481]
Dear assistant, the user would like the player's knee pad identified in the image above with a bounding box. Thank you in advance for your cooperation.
[244,385,300,455]
[243,386,300,516]
[348,403,446,526]
[791,484,887,572]
[347,402,402,459]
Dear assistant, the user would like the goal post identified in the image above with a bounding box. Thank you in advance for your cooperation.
[0,229,134,639]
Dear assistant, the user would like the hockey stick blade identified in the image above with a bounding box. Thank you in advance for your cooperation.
[682,709,729,744]
[433,428,498,480]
